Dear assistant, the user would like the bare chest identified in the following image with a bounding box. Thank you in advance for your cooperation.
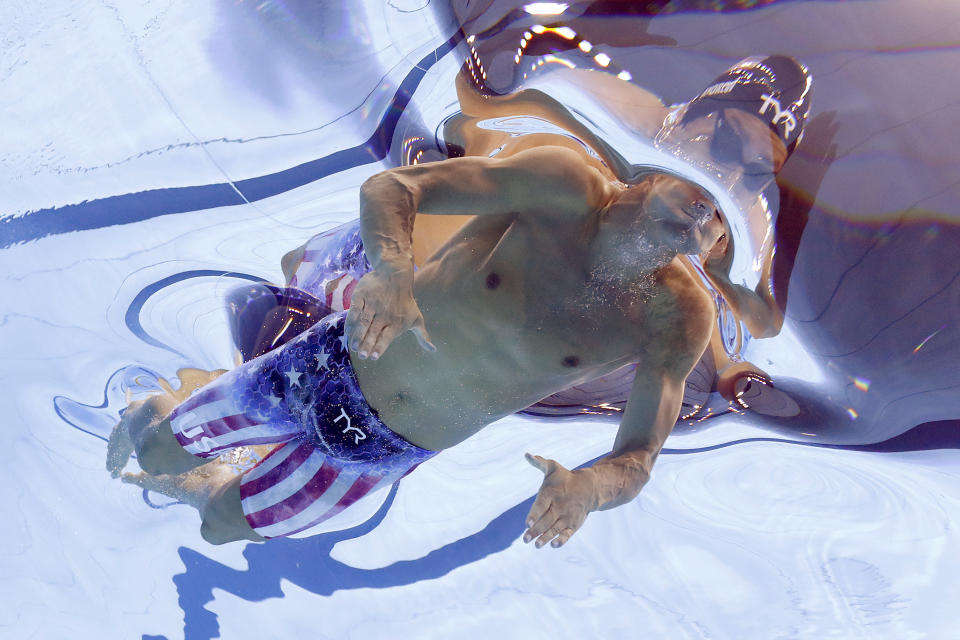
[417,219,670,376]
[353,217,697,450]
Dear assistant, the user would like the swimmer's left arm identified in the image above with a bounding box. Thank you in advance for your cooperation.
[522,368,689,549]
[524,296,713,549]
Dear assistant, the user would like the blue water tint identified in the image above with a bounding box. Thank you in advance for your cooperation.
[3,1,959,639]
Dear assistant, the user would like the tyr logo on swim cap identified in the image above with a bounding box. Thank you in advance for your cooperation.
[681,55,812,153]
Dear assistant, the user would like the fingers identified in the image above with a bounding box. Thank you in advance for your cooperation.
[525,491,552,532]
[348,303,435,359]
[411,317,436,353]
[536,522,572,549]
[522,455,584,549]
[523,503,558,546]
[550,527,575,548]
[524,452,558,476]
[357,318,388,360]
[347,300,373,356]
[368,323,400,360]
[347,300,387,359]
[523,503,579,548]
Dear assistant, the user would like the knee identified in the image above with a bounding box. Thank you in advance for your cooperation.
[281,244,307,283]
[200,519,242,545]
[134,430,168,476]
[199,477,265,545]
[200,514,264,545]
[134,418,204,476]
[123,398,166,454]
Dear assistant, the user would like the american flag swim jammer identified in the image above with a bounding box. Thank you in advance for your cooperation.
[169,309,436,540]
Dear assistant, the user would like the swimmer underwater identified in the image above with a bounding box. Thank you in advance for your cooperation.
[108,56,810,549]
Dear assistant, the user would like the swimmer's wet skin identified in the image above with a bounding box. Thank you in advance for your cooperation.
[112,145,722,547]
[114,56,811,547]
[108,56,809,547]
[344,145,722,549]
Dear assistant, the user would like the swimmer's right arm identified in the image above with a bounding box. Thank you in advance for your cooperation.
[347,147,611,358]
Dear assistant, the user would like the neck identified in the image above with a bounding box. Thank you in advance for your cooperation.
[586,181,680,284]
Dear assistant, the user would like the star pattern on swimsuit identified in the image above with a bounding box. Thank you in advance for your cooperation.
[284,365,303,388]
[315,349,332,370]
[338,331,350,354]
[267,394,283,408]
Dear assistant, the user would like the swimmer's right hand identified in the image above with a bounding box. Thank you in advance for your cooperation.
[346,267,436,360]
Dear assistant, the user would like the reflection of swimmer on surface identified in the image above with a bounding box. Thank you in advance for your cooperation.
[110,144,729,548]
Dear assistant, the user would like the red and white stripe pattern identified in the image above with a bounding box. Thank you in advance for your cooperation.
[167,360,406,539]
[290,258,360,313]
[169,383,301,459]
[239,439,394,538]
[290,250,359,311]
[322,273,360,312]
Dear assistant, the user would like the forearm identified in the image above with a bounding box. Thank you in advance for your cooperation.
[703,268,782,338]
[587,448,654,511]
[358,172,419,272]
[588,368,695,510]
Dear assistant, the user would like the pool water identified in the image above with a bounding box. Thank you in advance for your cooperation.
[2,1,959,638]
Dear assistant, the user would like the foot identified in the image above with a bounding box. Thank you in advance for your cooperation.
[106,368,225,478]
[122,471,192,503]
[121,458,233,509]
[106,401,141,478]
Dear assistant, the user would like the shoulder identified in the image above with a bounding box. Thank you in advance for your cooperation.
[385,145,616,218]
[502,146,614,205]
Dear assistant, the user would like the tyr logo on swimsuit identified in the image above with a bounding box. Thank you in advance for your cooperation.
[334,406,367,444]
[758,94,796,138]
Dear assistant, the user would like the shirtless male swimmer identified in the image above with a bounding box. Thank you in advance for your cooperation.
[110,147,724,548]
[109,55,809,549]
[423,55,810,414]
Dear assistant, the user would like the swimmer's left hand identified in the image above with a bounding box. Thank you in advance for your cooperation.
[523,453,597,549]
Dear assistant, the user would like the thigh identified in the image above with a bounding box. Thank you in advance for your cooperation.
[168,352,306,460]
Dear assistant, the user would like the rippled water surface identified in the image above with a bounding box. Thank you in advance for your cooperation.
[3,1,959,638]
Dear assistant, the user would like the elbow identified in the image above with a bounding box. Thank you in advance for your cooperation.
[359,171,392,198]
[360,171,418,211]
[745,310,784,339]
[747,322,779,340]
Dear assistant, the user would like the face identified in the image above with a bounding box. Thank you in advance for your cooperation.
[593,175,726,279]
[659,108,788,195]
[642,175,726,255]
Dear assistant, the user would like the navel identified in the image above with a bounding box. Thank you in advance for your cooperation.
[486,272,501,289]
[562,355,580,368]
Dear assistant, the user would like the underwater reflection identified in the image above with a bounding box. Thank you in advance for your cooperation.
[424,53,812,429]
[428,0,960,448]
[93,1,960,556]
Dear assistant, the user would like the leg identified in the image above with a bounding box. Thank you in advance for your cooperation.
[200,475,265,544]
[281,241,307,285]
[107,368,226,477]
[109,395,206,476]
[123,464,264,544]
